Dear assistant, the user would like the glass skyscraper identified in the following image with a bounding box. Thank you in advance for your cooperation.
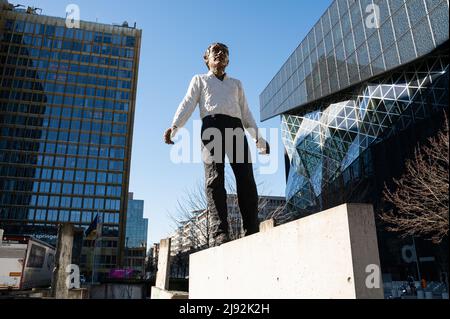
[124,193,148,276]
[260,0,448,286]
[0,2,141,279]
[125,193,148,248]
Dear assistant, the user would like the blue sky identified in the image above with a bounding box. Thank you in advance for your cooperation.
[15,0,332,246]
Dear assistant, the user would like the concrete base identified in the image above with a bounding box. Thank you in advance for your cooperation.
[189,203,384,299]
[51,223,74,299]
[151,286,189,299]
[68,288,89,299]
[89,283,145,299]
[27,288,87,299]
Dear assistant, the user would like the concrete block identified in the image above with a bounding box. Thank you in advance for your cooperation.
[30,288,51,298]
[151,286,189,299]
[89,283,144,299]
[51,223,74,299]
[189,203,384,299]
[68,288,89,299]
[155,238,171,290]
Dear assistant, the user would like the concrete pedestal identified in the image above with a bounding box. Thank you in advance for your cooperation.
[155,238,171,290]
[151,286,188,299]
[51,224,74,299]
[189,203,384,299]
[151,238,189,299]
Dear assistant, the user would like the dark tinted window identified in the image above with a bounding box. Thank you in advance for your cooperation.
[26,244,46,268]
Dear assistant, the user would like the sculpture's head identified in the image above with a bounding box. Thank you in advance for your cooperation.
[203,43,229,72]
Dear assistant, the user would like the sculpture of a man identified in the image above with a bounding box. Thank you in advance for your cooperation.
[164,43,270,246]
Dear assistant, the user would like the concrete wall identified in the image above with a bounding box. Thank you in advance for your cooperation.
[155,238,171,290]
[90,283,144,299]
[189,203,384,299]
[151,286,188,299]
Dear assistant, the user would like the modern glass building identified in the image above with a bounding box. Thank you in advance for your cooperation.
[0,2,141,279]
[125,192,148,248]
[260,0,448,285]
[124,193,148,276]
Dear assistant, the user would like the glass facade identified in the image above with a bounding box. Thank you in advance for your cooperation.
[260,0,449,120]
[125,195,148,248]
[0,5,141,277]
[260,0,449,287]
[279,47,449,284]
[124,194,148,276]
[281,47,448,214]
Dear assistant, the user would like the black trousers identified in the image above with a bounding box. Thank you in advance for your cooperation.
[201,114,259,238]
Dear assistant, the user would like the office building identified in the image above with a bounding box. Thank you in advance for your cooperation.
[260,0,448,283]
[124,192,148,276]
[0,1,142,280]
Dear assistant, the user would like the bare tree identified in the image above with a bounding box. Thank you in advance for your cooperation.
[380,118,449,243]
[168,180,211,251]
[169,172,286,249]
[263,201,289,225]
[167,173,288,278]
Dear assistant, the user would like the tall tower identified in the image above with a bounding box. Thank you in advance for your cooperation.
[0,2,142,280]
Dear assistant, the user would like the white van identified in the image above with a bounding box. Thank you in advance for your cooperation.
[0,235,55,290]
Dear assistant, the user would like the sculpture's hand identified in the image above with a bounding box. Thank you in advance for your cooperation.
[257,137,270,155]
[163,127,174,145]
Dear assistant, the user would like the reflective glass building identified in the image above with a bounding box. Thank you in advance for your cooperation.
[125,193,148,248]
[0,2,141,278]
[260,0,448,284]
[124,193,148,276]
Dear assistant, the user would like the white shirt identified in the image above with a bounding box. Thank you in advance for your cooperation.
[171,71,263,146]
